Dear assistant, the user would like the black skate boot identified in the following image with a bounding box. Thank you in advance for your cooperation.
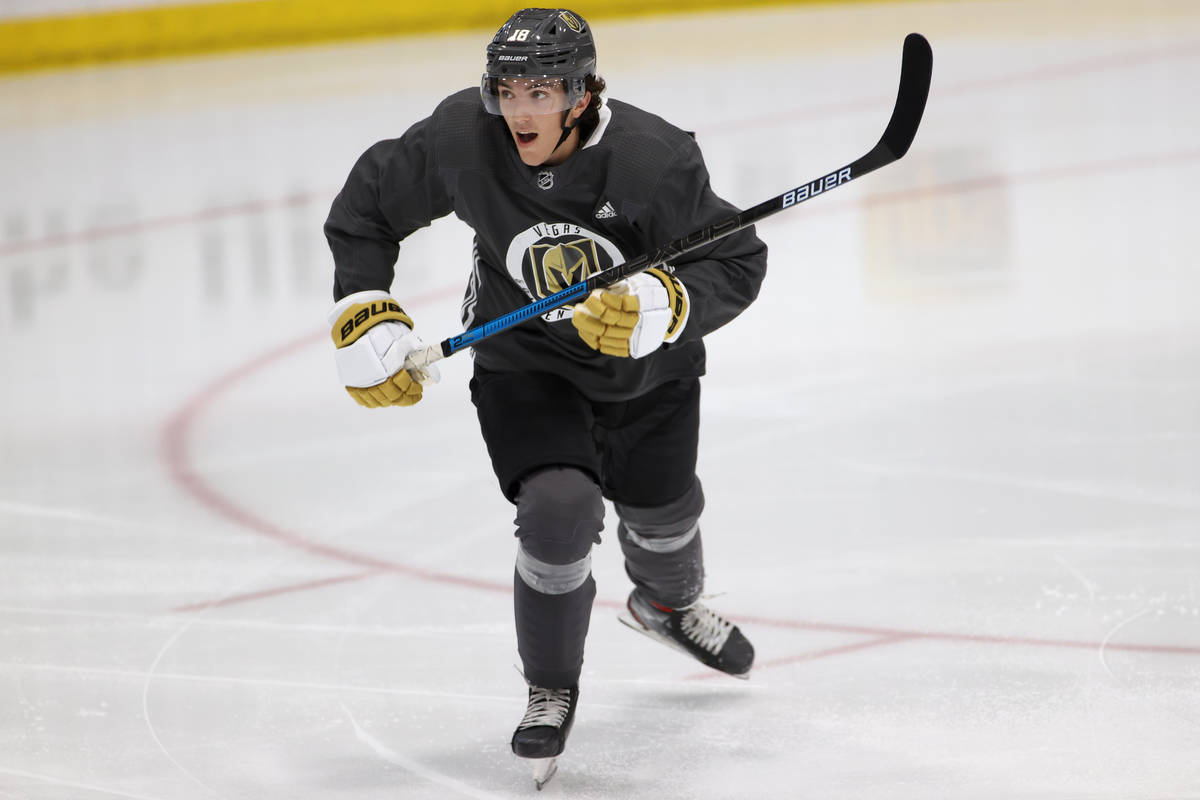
[512,684,578,789]
[620,590,755,678]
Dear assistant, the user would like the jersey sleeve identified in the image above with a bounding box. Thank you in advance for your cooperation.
[324,116,454,301]
[642,136,767,343]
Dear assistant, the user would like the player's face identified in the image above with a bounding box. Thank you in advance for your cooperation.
[498,79,589,166]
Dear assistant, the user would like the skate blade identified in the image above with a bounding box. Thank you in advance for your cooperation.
[617,610,750,681]
[528,757,557,790]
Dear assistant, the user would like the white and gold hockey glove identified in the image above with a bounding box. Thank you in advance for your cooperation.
[329,290,440,408]
[571,267,690,358]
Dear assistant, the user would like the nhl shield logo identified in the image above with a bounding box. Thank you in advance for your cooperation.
[536,169,554,190]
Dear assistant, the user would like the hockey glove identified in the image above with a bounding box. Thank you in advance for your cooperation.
[329,290,440,408]
[571,268,690,359]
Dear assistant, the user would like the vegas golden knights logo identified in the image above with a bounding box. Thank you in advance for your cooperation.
[528,238,601,297]
[558,11,583,33]
[505,222,626,322]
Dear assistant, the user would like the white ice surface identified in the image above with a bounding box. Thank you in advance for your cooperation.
[1,1,1199,798]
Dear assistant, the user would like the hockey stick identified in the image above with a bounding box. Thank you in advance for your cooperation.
[404,32,932,375]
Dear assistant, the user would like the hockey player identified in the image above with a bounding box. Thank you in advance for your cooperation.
[324,7,766,787]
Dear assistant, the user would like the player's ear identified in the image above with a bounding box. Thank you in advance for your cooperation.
[570,91,591,120]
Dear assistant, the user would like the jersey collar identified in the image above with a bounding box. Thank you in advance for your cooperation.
[581,97,611,150]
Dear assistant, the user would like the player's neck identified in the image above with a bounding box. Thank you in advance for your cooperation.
[541,128,581,167]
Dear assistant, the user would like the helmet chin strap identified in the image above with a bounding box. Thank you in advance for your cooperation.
[550,108,577,157]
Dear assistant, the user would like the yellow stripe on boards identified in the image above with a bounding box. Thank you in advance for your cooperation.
[0,0,919,74]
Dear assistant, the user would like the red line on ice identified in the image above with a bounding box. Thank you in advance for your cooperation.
[158,292,1200,661]
[685,634,916,681]
[145,37,1200,659]
[171,569,388,613]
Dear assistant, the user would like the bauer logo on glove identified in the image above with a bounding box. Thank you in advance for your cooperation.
[335,298,408,344]
[328,290,440,408]
[570,267,689,358]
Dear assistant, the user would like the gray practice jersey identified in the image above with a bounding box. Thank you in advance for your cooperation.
[325,87,768,402]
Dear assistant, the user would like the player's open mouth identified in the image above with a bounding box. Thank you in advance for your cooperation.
[516,131,538,145]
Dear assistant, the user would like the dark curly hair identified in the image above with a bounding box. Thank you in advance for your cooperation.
[575,74,606,141]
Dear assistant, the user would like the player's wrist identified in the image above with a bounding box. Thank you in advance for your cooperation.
[642,268,689,344]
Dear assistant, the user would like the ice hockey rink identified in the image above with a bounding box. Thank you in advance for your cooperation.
[1,0,1198,797]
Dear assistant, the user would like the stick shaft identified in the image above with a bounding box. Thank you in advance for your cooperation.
[405,33,932,373]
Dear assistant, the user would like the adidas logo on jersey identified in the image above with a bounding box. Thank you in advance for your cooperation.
[595,201,617,219]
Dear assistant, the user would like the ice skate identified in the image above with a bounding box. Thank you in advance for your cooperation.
[511,683,578,790]
[619,590,754,678]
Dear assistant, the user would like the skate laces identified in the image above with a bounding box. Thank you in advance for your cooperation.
[517,687,572,730]
[679,604,734,654]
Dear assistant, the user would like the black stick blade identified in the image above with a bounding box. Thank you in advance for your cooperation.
[879,32,933,160]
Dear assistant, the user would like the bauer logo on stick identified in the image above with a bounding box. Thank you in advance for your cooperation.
[782,167,853,208]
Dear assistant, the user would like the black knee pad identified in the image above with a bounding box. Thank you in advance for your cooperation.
[514,467,604,597]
